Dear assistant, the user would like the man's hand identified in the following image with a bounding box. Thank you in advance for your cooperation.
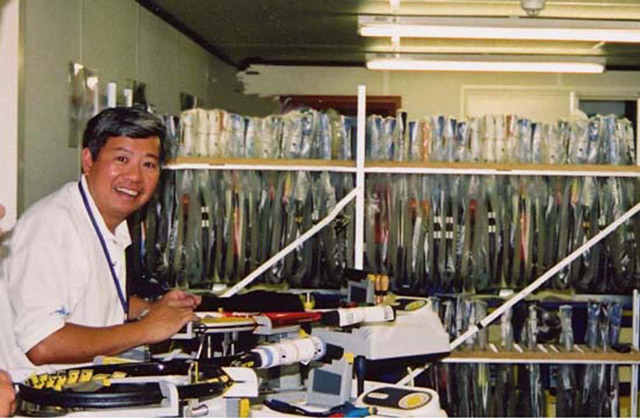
[161,289,202,309]
[0,370,15,417]
[137,290,201,344]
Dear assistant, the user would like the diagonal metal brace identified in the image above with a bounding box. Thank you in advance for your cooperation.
[221,188,359,297]
[399,198,640,386]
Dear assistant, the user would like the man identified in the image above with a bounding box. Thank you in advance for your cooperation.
[0,108,200,377]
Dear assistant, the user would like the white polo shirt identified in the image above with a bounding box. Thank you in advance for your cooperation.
[0,175,131,378]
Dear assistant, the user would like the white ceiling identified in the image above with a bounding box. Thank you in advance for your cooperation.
[139,0,640,70]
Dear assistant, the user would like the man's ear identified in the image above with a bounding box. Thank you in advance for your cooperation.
[81,148,94,176]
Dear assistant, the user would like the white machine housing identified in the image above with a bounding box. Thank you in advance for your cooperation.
[312,298,450,360]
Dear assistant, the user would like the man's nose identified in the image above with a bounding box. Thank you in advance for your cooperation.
[124,160,144,181]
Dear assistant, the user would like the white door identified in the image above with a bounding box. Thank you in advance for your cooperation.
[0,0,20,230]
[463,86,571,124]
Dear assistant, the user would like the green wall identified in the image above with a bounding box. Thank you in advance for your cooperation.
[20,0,277,212]
[240,64,640,122]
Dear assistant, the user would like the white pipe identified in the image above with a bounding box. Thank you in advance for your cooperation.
[354,85,367,269]
[164,163,357,173]
[165,164,640,177]
[164,163,214,170]
[442,357,640,365]
[221,189,358,297]
[398,199,640,386]
[636,97,640,167]
[633,289,639,417]
[364,166,640,177]
[165,164,640,178]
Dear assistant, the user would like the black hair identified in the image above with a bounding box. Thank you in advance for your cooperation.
[82,107,167,163]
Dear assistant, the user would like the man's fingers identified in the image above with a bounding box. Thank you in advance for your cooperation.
[162,298,198,309]
[176,307,198,323]
[163,290,201,306]
[0,370,11,383]
[141,305,199,343]
[183,294,200,307]
[162,289,187,301]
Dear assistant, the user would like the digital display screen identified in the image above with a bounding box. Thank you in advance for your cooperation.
[313,369,342,395]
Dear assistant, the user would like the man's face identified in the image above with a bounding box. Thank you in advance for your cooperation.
[82,135,161,232]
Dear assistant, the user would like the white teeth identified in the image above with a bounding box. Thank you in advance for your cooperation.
[116,187,140,197]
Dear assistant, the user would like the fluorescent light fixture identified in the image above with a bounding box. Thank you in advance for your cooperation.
[366,55,605,73]
[359,16,640,43]
[366,39,601,56]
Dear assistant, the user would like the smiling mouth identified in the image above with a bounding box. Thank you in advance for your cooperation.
[115,187,141,198]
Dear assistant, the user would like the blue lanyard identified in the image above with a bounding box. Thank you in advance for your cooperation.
[78,181,129,316]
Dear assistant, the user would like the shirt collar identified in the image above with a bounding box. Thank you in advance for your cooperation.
[79,175,132,248]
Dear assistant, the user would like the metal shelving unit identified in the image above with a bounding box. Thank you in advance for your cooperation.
[164,85,640,415]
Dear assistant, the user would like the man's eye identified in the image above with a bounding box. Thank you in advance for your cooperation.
[144,161,158,169]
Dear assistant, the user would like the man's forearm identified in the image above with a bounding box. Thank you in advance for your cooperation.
[25,291,200,367]
[26,321,149,366]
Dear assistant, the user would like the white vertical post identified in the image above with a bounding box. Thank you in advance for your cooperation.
[632,103,639,400]
[107,82,117,108]
[633,95,640,418]
[354,85,367,269]
[633,289,639,417]
[636,97,639,166]
[123,88,133,107]
[569,91,578,116]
